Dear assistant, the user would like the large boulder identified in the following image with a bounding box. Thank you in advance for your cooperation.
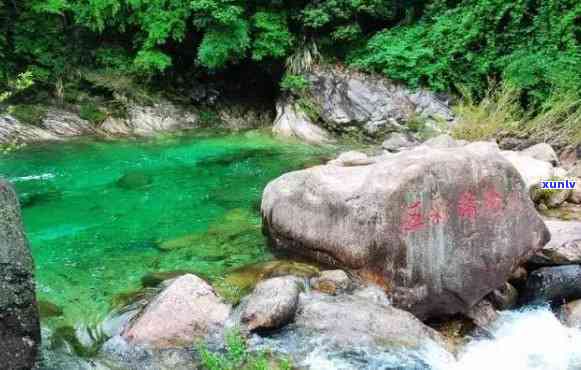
[123,274,231,348]
[529,220,581,266]
[0,180,40,370]
[272,100,334,145]
[305,67,454,138]
[262,142,549,318]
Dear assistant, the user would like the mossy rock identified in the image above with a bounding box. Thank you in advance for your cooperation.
[214,260,320,304]
[115,172,153,190]
[38,300,64,319]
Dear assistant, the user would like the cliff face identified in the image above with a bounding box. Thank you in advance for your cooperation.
[0,179,40,370]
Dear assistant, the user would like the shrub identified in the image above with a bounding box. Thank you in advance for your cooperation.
[9,104,48,126]
[280,74,311,95]
[198,329,292,370]
[79,102,107,125]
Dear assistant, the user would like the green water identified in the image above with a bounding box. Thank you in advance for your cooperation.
[0,130,332,326]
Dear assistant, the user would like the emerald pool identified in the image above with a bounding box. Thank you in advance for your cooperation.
[0,130,332,326]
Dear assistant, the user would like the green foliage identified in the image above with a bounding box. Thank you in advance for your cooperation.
[251,12,293,61]
[79,102,107,125]
[8,104,48,126]
[351,0,581,107]
[198,329,292,370]
[280,74,311,95]
[197,20,251,69]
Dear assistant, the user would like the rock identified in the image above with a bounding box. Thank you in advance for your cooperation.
[140,270,193,288]
[501,150,555,189]
[272,100,334,145]
[544,188,572,208]
[0,179,40,370]
[381,132,418,152]
[116,172,153,190]
[310,270,352,295]
[351,284,391,307]
[560,299,581,327]
[214,260,320,304]
[306,67,454,138]
[101,101,197,137]
[569,186,581,204]
[466,300,498,328]
[498,136,533,151]
[240,276,302,331]
[521,143,559,166]
[262,142,549,318]
[295,292,450,350]
[38,300,64,319]
[529,220,581,266]
[487,282,518,310]
[568,162,581,178]
[520,265,581,305]
[123,274,231,348]
[327,151,375,167]
[422,134,462,149]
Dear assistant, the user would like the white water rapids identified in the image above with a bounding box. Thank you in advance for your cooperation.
[297,306,581,370]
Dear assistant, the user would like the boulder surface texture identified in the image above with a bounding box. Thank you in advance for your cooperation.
[0,179,40,370]
[262,142,550,318]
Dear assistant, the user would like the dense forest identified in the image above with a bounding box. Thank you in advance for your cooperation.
[0,0,579,119]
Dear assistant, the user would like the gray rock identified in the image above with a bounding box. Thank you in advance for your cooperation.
[310,270,352,295]
[0,179,40,370]
[381,132,418,152]
[568,162,581,178]
[466,299,498,328]
[501,150,556,190]
[295,292,451,350]
[351,284,391,307]
[272,101,334,145]
[327,151,374,167]
[262,142,549,318]
[529,220,581,266]
[306,67,454,138]
[521,143,559,166]
[545,188,572,208]
[123,274,231,348]
[520,265,581,305]
[422,134,461,149]
[241,276,302,331]
[487,282,518,310]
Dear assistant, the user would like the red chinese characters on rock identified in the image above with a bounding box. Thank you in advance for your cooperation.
[457,191,478,220]
[400,201,425,233]
[429,197,448,224]
[484,186,503,214]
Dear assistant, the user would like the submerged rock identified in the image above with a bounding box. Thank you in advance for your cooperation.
[262,142,549,318]
[214,260,320,304]
[123,274,231,348]
[241,276,302,331]
[0,179,40,369]
[38,300,64,319]
[116,172,153,190]
[520,265,581,305]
